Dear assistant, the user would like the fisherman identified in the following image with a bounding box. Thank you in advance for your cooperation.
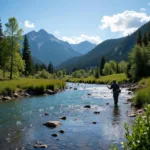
[108,80,121,105]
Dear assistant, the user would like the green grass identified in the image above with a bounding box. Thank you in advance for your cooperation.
[66,73,128,84]
[134,77,150,107]
[0,78,66,95]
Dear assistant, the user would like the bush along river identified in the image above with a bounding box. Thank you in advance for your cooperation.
[0,83,135,150]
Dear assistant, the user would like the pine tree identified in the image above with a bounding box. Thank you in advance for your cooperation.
[35,63,41,73]
[0,18,4,40]
[147,22,150,42]
[143,32,148,46]
[48,62,54,73]
[22,35,34,76]
[100,56,106,75]
[136,30,142,46]
[41,63,47,70]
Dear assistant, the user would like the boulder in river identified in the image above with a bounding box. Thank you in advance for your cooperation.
[128,113,136,117]
[84,105,91,108]
[74,88,77,90]
[43,121,62,128]
[34,144,48,148]
[2,96,11,100]
[46,89,56,95]
[14,93,19,98]
[59,116,66,120]
[92,122,97,124]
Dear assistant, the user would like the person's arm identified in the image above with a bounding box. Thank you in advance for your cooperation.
[107,84,112,89]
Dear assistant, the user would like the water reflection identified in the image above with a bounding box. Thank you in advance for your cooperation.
[112,105,120,126]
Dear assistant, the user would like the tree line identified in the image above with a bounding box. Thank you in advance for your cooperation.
[127,27,150,81]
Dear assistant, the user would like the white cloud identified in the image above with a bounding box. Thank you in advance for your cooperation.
[148,2,150,6]
[99,10,150,36]
[24,20,35,28]
[62,34,102,44]
[140,8,146,11]
[54,31,60,35]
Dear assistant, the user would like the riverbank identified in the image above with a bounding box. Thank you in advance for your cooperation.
[66,73,128,84]
[0,78,66,101]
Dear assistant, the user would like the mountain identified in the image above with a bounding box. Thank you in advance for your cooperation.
[56,21,150,72]
[26,29,81,66]
[71,41,96,54]
[32,56,44,65]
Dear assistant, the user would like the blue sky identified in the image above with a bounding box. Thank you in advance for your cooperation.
[0,0,150,44]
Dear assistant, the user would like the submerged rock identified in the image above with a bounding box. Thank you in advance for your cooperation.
[51,133,57,137]
[43,121,62,128]
[94,111,100,114]
[59,130,65,133]
[74,88,77,90]
[92,122,97,124]
[44,113,49,116]
[106,103,109,105]
[24,93,30,97]
[84,105,91,108]
[59,116,66,120]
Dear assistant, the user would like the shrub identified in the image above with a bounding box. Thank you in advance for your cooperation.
[122,105,150,150]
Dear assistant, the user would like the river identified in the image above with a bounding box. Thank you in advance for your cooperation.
[0,83,134,150]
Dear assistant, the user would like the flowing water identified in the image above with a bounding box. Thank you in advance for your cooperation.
[0,83,134,150]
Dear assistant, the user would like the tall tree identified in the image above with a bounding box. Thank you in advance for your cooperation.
[143,32,148,46]
[22,35,34,76]
[35,63,41,73]
[94,66,100,78]
[100,56,106,75]
[136,30,142,46]
[0,18,4,39]
[41,63,47,70]
[5,17,23,79]
[0,37,11,78]
[147,22,150,42]
[48,62,54,74]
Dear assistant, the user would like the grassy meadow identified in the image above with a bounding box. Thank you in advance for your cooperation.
[0,78,66,95]
[133,77,150,107]
[66,73,128,84]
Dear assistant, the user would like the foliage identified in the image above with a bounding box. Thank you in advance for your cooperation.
[122,105,150,150]
[48,61,54,74]
[100,56,106,75]
[128,44,150,81]
[133,78,150,107]
[136,30,142,46]
[103,62,114,75]
[22,35,34,76]
[94,66,100,78]
[0,37,11,78]
[34,69,52,79]
[5,17,23,79]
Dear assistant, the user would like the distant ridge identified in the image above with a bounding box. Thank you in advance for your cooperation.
[56,21,150,72]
